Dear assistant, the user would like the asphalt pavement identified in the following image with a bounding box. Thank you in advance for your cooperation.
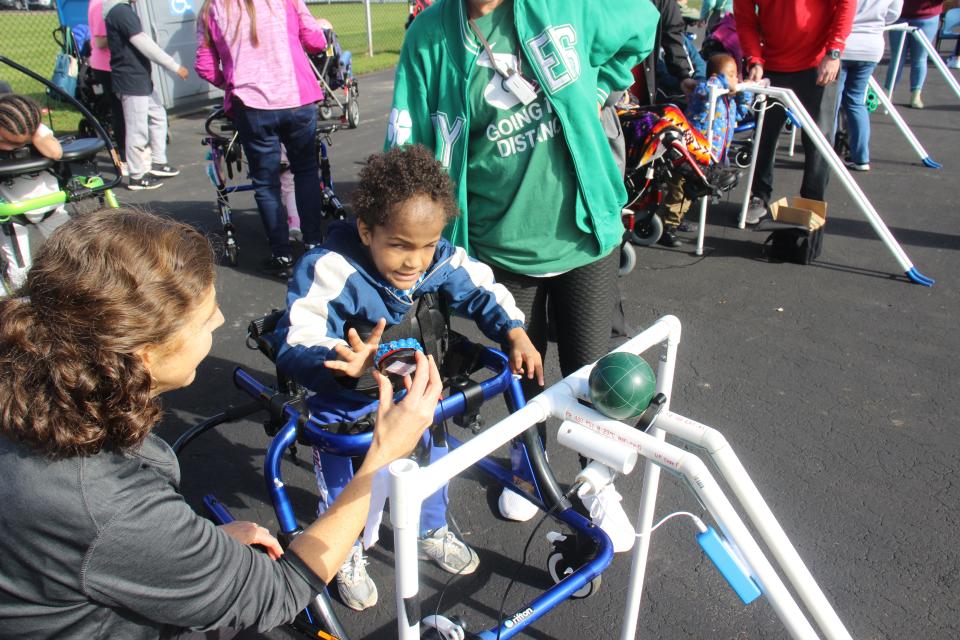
[122,63,960,640]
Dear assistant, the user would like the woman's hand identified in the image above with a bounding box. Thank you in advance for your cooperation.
[219,521,284,560]
[364,350,442,469]
[507,327,544,386]
[324,318,386,378]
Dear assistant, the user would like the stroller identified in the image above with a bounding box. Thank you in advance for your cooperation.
[618,103,735,249]
[50,0,121,149]
[308,26,360,129]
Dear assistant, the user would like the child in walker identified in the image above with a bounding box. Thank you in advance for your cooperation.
[0,94,68,294]
[275,144,542,611]
[657,53,751,246]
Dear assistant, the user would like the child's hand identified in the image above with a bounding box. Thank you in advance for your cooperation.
[324,318,386,378]
[507,327,544,386]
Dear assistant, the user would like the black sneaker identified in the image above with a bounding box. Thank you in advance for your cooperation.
[657,229,682,247]
[676,221,698,233]
[260,255,293,278]
[149,163,181,177]
[128,175,163,190]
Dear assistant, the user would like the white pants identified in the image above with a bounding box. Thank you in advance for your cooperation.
[120,88,168,179]
[1,208,70,293]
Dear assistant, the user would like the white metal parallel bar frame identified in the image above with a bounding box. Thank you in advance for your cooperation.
[866,75,942,168]
[694,84,722,256]
[387,317,850,640]
[884,24,960,101]
[732,84,934,285]
[737,92,768,228]
[654,411,853,640]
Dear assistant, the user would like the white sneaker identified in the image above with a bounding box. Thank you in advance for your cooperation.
[947,55,960,70]
[418,526,480,574]
[844,160,870,172]
[498,487,539,522]
[578,484,636,553]
[336,543,378,611]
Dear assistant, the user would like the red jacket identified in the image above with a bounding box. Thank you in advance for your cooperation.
[901,0,943,19]
[734,0,856,72]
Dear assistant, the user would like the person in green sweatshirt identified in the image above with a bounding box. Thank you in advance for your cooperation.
[386,0,657,524]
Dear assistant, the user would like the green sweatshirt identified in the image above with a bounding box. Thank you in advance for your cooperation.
[386,0,657,272]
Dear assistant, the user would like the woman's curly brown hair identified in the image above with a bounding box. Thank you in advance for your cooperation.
[352,144,460,228]
[0,208,215,459]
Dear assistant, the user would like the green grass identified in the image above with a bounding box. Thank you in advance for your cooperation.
[0,3,407,132]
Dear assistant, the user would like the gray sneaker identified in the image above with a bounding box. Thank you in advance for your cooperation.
[745,196,768,225]
[418,526,480,575]
[336,544,378,611]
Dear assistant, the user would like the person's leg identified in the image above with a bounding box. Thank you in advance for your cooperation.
[105,74,126,162]
[233,104,290,258]
[146,87,169,167]
[908,16,940,92]
[120,93,149,179]
[884,26,908,90]
[489,266,548,521]
[833,62,849,146]
[841,61,877,166]
[781,68,833,201]
[279,104,323,247]
[312,448,378,610]
[748,70,790,206]
[279,146,300,236]
[548,249,619,377]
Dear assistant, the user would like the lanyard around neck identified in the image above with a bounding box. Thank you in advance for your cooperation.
[467,17,514,81]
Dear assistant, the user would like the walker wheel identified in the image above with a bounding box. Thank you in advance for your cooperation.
[224,242,238,267]
[547,552,600,599]
[629,214,663,247]
[319,105,334,121]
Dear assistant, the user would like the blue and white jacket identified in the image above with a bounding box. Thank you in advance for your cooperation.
[275,221,525,395]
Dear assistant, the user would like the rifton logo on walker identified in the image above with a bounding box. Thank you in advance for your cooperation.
[503,607,534,629]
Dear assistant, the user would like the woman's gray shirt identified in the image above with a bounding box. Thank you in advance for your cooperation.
[0,432,314,639]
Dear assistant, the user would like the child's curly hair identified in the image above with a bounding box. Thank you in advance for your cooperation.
[352,145,459,228]
[0,94,42,137]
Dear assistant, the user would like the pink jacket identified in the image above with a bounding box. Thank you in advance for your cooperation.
[195,0,325,113]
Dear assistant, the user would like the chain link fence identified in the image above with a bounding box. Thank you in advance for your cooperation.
[0,0,410,132]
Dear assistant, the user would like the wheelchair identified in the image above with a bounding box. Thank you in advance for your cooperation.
[0,55,122,295]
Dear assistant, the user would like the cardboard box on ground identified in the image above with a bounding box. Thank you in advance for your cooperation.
[756,197,827,264]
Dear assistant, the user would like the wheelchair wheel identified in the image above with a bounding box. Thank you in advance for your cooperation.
[619,241,637,277]
[346,87,360,129]
[547,551,600,599]
[733,145,752,169]
[629,213,663,247]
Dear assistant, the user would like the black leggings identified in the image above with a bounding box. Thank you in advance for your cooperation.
[492,248,619,404]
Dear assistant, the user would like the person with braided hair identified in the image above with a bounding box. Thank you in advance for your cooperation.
[0,93,62,160]
[0,93,68,293]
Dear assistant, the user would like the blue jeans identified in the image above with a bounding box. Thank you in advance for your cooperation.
[232,102,323,257]
[884,16,940,93]
[836,60,878,165]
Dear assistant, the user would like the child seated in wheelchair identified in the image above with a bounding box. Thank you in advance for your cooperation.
[0,94,69,293]
[274,144,542,611]
[656,53,750,246]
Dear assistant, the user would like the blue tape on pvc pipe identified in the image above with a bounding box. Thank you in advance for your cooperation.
[697,527,762,605]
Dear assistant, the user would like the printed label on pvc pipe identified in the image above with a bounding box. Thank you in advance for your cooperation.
[561,407,682,471]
